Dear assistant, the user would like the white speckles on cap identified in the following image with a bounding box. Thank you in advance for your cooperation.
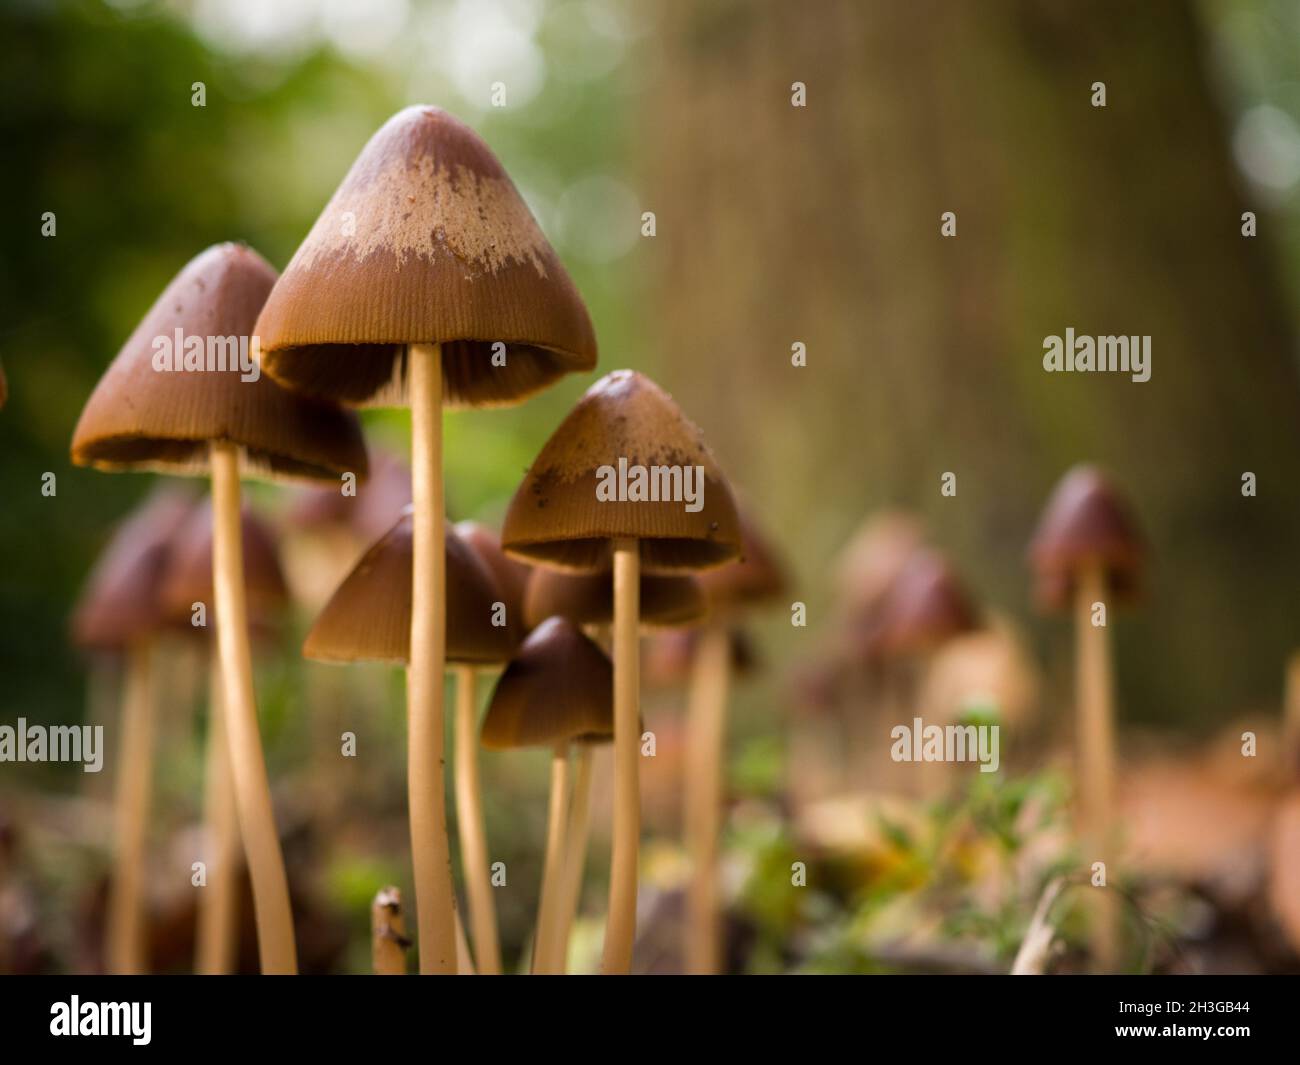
[293,155,550,278]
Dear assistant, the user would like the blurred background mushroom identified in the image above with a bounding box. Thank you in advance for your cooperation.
[1028,465,1144,968]
[71,487,192,973]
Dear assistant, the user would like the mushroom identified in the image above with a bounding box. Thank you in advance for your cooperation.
[70,243,368,973]
[520,563,707,973]
[71,488,193,974]
[481,617,613,973]
[501,369,741,972]
[685,506,787,974]
[159,498,288,975]
[871,549,980,796]
[1028,464,1144,968]
[255,107,596,973]
[303,508,513,973]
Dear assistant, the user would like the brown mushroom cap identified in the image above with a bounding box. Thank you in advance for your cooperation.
[697,505,787,613]
[71,488,194,651]
[454,520,531,639]
[287,448,412,544]
[303,507,513,666]
[70,243,368,484]
[501,370,742,573]
[159,497,288,627]
[523,567,706,631]
[480,617,613,750]
[255,106,596,409]
[1028,465,1144,611]
[874,549,979,656]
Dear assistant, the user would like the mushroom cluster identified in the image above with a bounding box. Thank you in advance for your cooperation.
[65,106,752,978]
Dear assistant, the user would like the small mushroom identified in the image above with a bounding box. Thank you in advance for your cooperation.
[684,505,788,974]
[1028,464,1145,969]
[304,509,513,974]
[501,369,741,972]
[71,243,367,974]
[257,107,596,973]
[71,488,192,974]
[481,617,613,973]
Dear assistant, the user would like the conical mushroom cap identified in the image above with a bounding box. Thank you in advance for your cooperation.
[501,370,742,573]
[480,617,613,749]
[875,550,978,656]
[287,448,412,544]
[160,497,288,626]
[698,505,787,612]
[71,488,194,650]
[304,508,513,666]
[1028,465,1144,611]
[255,106,596,409]
[455,520,531,640]
[523,567,705,631]
[70,243,368,483]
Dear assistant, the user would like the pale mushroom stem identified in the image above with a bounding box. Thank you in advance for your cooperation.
[210,440,297,974]
[196,653,240,974]
[554,742,596,973]
[455,907,477,974]
[407,342,457,974]
[453,665,501,974]
[1075,560,1118,970]
[684,623,732,975]
[602,539,641,973]
[371,886,408,975]
[533,742,571,974]
[106,639,156,974]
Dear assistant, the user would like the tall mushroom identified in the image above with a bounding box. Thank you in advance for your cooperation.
[502,369,741,973]
[159,498,289,975]
[481,617,614,973]
[72,488,193,974]
[255,106,596,972]
[1028,464,1144,969]
[70,242,368,974]
[302,508,514,973]
[686,506,787,974]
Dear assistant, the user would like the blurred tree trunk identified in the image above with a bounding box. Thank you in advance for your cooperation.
[637,0,1300,727]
